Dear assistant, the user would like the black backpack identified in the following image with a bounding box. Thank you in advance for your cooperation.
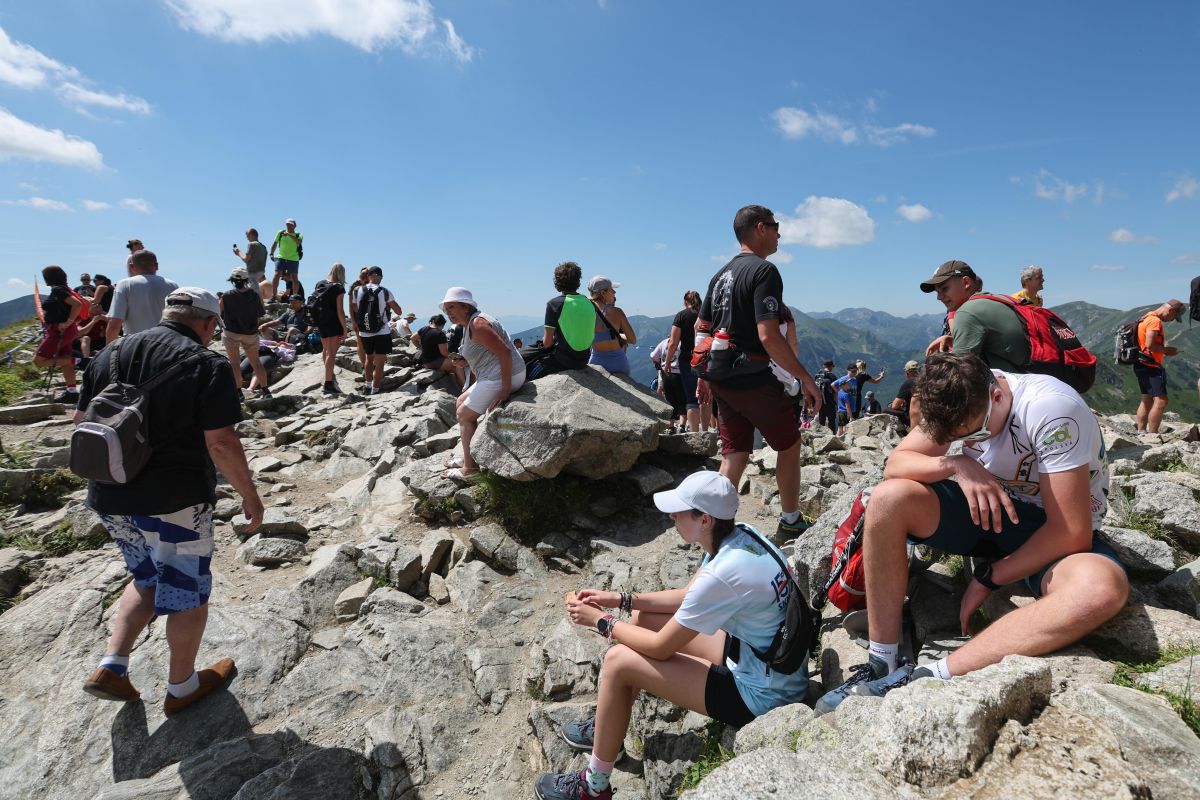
[1115,314,1152,366]
[815,370,837,403]
[355,285,384,333]
[735,524,819,674]
[1189,277,1200,328]
[304,280,336,326]
[70,342,204,484]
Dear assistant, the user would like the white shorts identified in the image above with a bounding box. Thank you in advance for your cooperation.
[465,370,526,415]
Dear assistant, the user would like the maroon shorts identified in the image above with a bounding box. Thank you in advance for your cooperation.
[36,323,77,360]
[711,380,800,454]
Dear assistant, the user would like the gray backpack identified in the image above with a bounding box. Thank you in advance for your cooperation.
[70,342,202,484]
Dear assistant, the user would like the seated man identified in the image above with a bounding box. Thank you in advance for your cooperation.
[816,352,1127,714]
[258,295,309,344]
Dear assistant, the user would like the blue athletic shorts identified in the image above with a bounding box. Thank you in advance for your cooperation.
[100,503,214,614]
[915,480,1125,597]
[275,258,299,276]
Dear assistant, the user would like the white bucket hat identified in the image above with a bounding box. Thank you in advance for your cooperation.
[439,286,478,313]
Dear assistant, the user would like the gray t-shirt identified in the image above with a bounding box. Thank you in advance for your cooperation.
[245,241,268,275]
[110,274,180,335]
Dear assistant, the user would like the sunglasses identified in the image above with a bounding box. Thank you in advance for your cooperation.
[761,220,780,230]
[961,382,996,443]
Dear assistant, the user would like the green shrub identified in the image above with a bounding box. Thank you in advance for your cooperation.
[27,470,84,510]
[1112,646,1200,737]
[475,472,642,545]
[676,720,734,795]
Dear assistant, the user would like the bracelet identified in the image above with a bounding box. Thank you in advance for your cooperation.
[596,613,616,641]
[619,592,632,616]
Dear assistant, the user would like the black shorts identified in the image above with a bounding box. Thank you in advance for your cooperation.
[704,664,755,728]
[318,320,345,339]
[361,334,392,356]
[1133,362,1167,397]
[917,479,1125,597]
[836,411,850,427]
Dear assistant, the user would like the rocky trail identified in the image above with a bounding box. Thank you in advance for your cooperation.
[0,335,1198,799]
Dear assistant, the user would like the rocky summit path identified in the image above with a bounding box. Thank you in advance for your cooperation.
[0,336,1199,799]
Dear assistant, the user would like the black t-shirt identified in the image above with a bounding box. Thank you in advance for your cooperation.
[78,322,243,515]
[417,325,448,364]
[221,288,265,334]
[447,323,464,354]
[699,253,785,387]
[672,307,698,361]
[98,287,113,313]
[280,308,309,332]
[318,283,345,323]
[43,286,71,324]
[544,293,594,367]
[896,378,915,410]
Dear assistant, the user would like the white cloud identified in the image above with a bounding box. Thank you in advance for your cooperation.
[0,107,104,169]
[1089,264,1125,272]
[82,200,111,211]
[1108,227,1158,245]
[119,197,152,213]
[1033,168,1087,203]
[872,194,888,204]
[865,122,936,147]
[0,25,77,89]
[411,264,426,272]
[1170,252,1200,266]
[57,82,151,115]
[896,203,933,223]
[165,0,474,60]
[772,250,794,264]
[654,242,667,251]
[779,196,875,249]
[770,107,857,144]
[1,196,73,211]
[7,277,32,289]
[1166,173,1200,203]
[1008,175,1022,185]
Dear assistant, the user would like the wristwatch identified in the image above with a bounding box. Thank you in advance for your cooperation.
[596,614,616,638]
[972,560,1002,591]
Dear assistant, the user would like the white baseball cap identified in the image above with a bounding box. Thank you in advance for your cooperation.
[165,286,221,317]
[653,471,738,520]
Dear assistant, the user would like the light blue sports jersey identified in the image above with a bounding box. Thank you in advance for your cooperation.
[674,524,809,717]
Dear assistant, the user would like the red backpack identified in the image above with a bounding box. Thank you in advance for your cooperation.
[822,488,872,613]
[965,294,1095,393]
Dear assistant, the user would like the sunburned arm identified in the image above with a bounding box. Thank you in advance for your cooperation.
[883,425,960,482]
[614,307,636,345]
[542,326,555,349]
[989,465,1095,585]
[387,300,403,317]
[409,332,421,348]
[205,425,264,531]
[890,397,905,411]
[105,318,124,341]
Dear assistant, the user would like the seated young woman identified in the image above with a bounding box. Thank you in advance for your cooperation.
[534,470,809,800]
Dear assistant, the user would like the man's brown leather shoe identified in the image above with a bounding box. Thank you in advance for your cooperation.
[162,658,236,715]
[82,667,141,702]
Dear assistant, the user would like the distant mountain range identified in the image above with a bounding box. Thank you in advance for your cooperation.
[0,295,37,329]
[516,301,1200,419]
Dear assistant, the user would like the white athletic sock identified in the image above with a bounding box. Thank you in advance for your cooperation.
[868,640,898,673]
[780,509,801,525]
[931,657,954,681]
[99,654,129,676]
[167,671,200,698]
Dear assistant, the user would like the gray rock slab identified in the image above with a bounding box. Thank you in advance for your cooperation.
[627,463,674,495]
[1061,683,1200,799]
[1100,525,1176,579]
[0,403,65,424]
[233,507,308,539]
[1129,479,1200,549]
[688,747,900,800]
[1086,601,1200,661]
[0,547,36,597]
[1157,556,1200,617]
[470,522,521,571]
[656,431,720,457]
[1140,654,1200,703]
[334,577,375,622]
[529,701,596,774]
[734,703,815,755]
[236,535,307,567]
[419,530,454,580]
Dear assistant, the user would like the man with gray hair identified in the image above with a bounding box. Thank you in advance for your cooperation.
[77,287,263,715]
[1012,265,1044,307]
[106,249,179,340]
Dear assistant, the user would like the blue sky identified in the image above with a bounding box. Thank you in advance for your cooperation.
[0,0,1197,328]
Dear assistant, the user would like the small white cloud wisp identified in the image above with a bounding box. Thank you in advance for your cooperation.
[896,203,933,223]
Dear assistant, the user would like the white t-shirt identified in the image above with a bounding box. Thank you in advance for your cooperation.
[674,525,809,717]
[965,370,1109,530]
[353,285,394,337]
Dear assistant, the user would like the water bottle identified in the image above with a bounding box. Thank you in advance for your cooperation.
[711,329,730,351]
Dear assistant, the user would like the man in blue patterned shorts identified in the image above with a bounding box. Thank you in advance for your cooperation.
[75,287,264,714]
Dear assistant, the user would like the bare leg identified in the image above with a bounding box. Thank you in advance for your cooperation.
[458,404,482,473]
[862,478,941,645]
[686,407,701,431]
[244,346,269,391]
[1135,395,1151,431]
[165,603,209,683]
[1148,396,1168,433]
[322,336,342,382]
[719,451,750,488]
[223,341,244,390]
[105,581,156,656]
[947,553,1127,675]
[775,438,802,515]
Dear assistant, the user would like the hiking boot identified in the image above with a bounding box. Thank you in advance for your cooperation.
[322,381,342,395]
[850,663,933,700]
[54,390,80,406]
[534,771,612,800]
[561,717,596,750]
[253,388,272,399]
[774,516,810,545]
[163,658,236,715]
[814,655,890,716]
[82,666,141,702]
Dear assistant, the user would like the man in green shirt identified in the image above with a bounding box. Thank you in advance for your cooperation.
[269,218,303,301]
[920,259,1029,373]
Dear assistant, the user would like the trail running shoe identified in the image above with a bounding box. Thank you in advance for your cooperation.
[54,390,80,406]
[851,663,933,700]
[774,517,810,545]
[814,655,890,716]
[533,771,612,800]
[561,717,595,751]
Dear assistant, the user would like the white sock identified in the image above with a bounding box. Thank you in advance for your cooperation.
[780,509,801,525]
[167,671,200,698]
[931,657,953,681]
[99,654,129,675]
[868,640,898,673]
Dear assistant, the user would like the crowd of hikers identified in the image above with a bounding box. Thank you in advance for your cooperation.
[25,206,1191,799]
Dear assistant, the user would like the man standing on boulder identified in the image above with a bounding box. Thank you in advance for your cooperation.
[698,204,821,544]
[1133,299,1184,435]
[78,287,264,714]
[815,352,1127,714]
[269,218,303,300]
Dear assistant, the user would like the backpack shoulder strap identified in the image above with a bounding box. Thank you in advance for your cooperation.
[735,523,802,595]
[970,293,1018,309]
[137,350,209,392]
[108,340,123,384]
[590,299,622,340]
